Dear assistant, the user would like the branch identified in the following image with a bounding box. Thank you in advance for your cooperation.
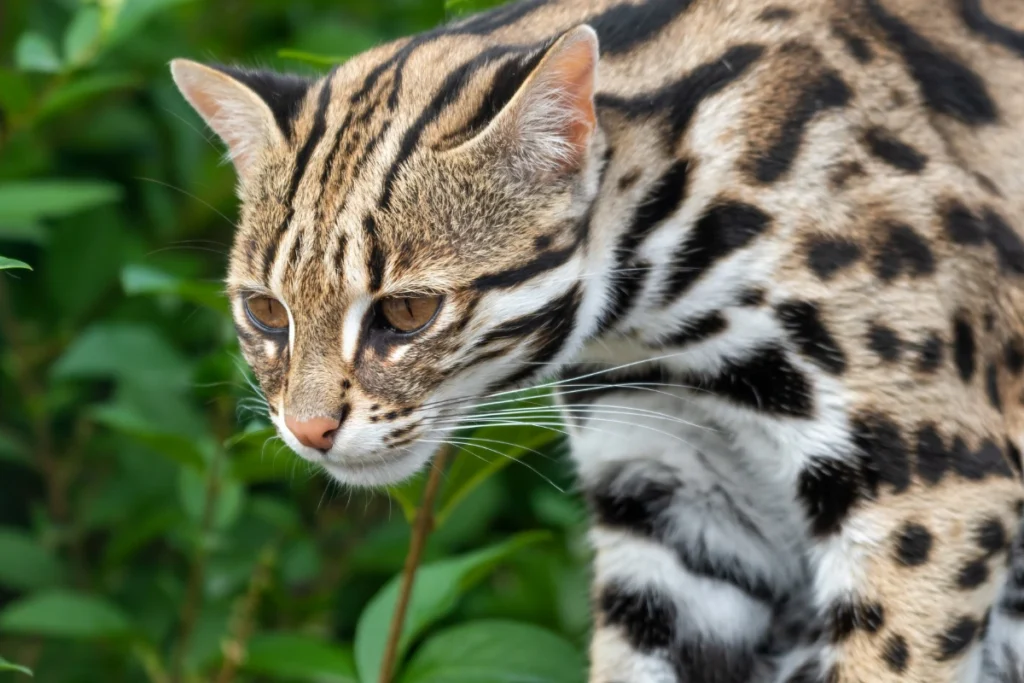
[377,448,450,683]
[215,543,277,683]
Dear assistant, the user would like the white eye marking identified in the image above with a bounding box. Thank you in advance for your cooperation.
[343,297,372,363]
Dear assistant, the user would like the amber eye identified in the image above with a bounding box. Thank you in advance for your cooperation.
[245,295,289,333]
[378,295,442,334]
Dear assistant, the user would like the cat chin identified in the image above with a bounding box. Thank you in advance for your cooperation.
[319,445,435,488]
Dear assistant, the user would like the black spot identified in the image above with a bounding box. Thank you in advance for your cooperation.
[953,438,1014,481]
[210,65,311,139]
[594,260,649,334]
[829,160,865,189]
[976,517,1007,556]
[987,363,1002,411]
[953,315,976,382]
[833,25,873,63]
[799,456,865,535]
[660,311,728,348]
[943,200,987,245]
[865,0,997,125]
[342,379,352,390]
[874,223,935,281]
[1006,439,1023,477]
[853,413,910,493]
[917,332,944,373]
[882,634,910,673]
[1004,339,1024,375]
[868,323,902,362]
[960,0,1024,60]
[737,287,766,307]
[589,465,677,536]
[759,6,795,21]
[673,639,755,683]
[750,69,852,183]
[863,127,927,172]
[894,522,933,566]
[957,559,989,589]
[827,600,885,643]
[983,208,1024,275]
[533,235,552,250]
[916,424,951,484]
[680,345,814,417]
[806,236,862,280]
[588,0,695,55]
[617,169,642,191]
[600,583,677,652]
[598,44,765,144]
[776,301,847,374]
[661,201,772,303]
[937,616,978,660]
[974,172,1002,197]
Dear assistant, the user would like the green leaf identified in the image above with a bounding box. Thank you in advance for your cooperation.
[121,264,229,314]
[399,620,584,683]
[53,323,192,390]
[0,430,30,466]
[14,33,61,73]
[436,420,560,528]
[38,73,140,120]
[0,655,33,677]
[107,0,196,47]
[244,634,357,683]
[0,257,31,271]
[0,528,64,590]
[90,404,208,470]
[178,467,245,531]
[0,590,131,639]
[277,49,350,66]
[354,531,551,683]
[63,6,103,68]
[0,181,122,224]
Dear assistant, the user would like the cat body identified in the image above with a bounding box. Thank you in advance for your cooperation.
[171,0,1024,680]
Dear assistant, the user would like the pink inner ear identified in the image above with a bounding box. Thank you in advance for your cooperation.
[551,37,598,164]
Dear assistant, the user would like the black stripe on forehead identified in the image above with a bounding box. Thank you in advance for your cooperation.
[377,41,545,211]
[261,71,337,281]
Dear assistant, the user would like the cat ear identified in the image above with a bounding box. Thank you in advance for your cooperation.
[475,25,599,178]
[170,59,310,177]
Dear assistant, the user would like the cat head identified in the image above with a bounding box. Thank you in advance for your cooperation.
[171,25,604,486]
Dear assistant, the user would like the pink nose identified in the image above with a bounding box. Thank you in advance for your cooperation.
[284,415,341,451]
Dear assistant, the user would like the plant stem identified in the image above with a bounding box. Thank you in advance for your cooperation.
[377,448,450,683]
[215,543,277,683]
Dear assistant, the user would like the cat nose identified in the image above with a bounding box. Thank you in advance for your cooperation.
[284,415,341,451]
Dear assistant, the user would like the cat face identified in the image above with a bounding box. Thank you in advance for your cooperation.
[172,26,601,485]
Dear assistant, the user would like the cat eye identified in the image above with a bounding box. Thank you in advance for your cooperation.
[378,295,442,334]
[245,295,289,333]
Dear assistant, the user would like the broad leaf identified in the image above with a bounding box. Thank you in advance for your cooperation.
[0,529,64,590]
[0,590,131,639]
[108,0,197,46]
[244,634,357,683]
[399,620,584,683]
[0,430,30,466]
[14,33,61,73]
[63,6,102,67]
[0,656,32,677]
[121,264,229,314]
[354,531,550,683]
[39,74,140,120]
[0,181,122,223]
[53,323,192,390]
[0,257,31,271]
[90,404,209,470]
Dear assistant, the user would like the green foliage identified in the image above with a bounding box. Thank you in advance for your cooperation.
[0,1,589,682]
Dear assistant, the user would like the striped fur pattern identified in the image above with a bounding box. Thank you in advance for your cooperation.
[171,0,1024,680]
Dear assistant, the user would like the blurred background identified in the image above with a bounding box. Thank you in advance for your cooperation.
[0,1,591,681]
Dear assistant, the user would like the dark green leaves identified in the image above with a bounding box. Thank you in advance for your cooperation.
[0,257,31,271]
[399,620,584,683]
[0,529,64,590]
[244,634,358,682]
[0,656,33,677]
[0,591,132,639]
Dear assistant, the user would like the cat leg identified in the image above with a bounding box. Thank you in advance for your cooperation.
[976,519,1024,682]
[567,397,807,683]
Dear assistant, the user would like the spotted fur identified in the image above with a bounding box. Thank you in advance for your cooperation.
[172,0,1024,680]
